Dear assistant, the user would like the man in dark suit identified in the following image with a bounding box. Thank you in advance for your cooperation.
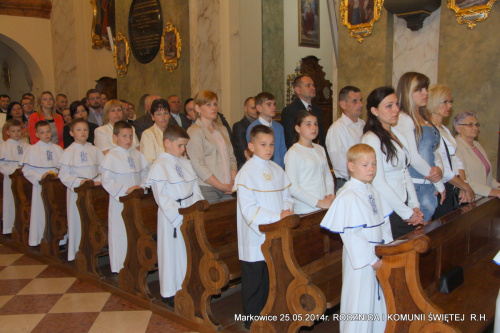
[280,75,326,149]
[167,95,191,130]
[133,94,161,140]
[231,97,258,170]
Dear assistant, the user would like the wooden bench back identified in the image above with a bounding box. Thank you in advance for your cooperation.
[376,197,500,333]
[74,180,109,279]
[40,174,68,261]
[10,169,32,248]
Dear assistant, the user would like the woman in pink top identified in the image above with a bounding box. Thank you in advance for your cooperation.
[454,111,500,199]
[27,91,64,148]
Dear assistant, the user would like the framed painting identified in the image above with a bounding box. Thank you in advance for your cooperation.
[91,0,116,50]
[340,0,384,43]
[299,0,320,48]
[447,0,499,29]
[161,22,182,73]
[113,33,130,77]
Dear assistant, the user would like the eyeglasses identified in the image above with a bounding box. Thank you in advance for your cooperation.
[458,122,480,128]
[22,103,33,106]
[440,100,454,105]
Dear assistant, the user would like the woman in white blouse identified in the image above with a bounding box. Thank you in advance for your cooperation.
[428,84,475,218]
[140,99,171,163]
[94,100,139,154]
[285,110,335,214]
[361,87,423,239]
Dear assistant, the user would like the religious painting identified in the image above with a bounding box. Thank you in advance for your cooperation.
[113,33,130,77]
[161,22,182,73]
[91,0,116,50]
[447,0,498,29]
[299,0,320,48]
[340,0,384,43]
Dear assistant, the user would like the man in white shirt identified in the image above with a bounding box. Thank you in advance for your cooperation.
[167,95,190,130]
[86,89,103,127]
[326,86,365,192]
[0,94,10,113]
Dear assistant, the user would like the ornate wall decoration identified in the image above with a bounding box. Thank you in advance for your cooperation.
[447,0,498,29]
[298,0,320,47]
[160,22,182,73]
[91,0,115,50]
[340,0,384,43]
[113,33,130,77]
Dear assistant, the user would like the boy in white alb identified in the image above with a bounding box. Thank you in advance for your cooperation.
[100,121,149,273]
[233,125,294,329]
[146,124,203,307]
[0,120,30,234]
[21,120,63,246]
[320,144,392,333]
[58,118,104,261]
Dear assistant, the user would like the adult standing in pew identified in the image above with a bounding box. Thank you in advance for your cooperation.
[187,90,237,203]
[361,87,423,239]
[146,125,203,307]
[231,97,258,170]
[321,143,392,333]
[58,118,103,262]
[233,125,294,330]
[27,91,65,148]
[428,85,475,219]
[454,111,500,199]
[326,86,365,192]
[285,110,335,214]
[94,100,139,155]
[63,101,98,148]
[133,94,161,141]
[140,99,171,163]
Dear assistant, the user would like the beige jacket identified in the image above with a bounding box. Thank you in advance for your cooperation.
[455,136,499,198]
[187,119,237,187]
[140,124,165,163]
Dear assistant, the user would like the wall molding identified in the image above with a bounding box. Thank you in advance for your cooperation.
[0,0,52,19]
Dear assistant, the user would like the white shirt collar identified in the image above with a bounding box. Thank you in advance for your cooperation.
[300,99,310,110]
[340,113,363,126]
[258,116,272,127]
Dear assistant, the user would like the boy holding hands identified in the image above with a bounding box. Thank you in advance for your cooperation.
[234,125,294,329]
[58,118,104,261]
[320,144,392,333]
[246,93,287,168]
[21,120,63,246]
[146,124,203,307]
[100,121,149,273]
[0,120,30,234]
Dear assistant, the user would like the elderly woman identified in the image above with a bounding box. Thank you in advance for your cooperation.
[187,90,237,203]
[28,91,64,147]
[428,85,475,218]
[63,101,99,148]
[94,99,139,155]
[454,112,500,198]
[140,99,171,163]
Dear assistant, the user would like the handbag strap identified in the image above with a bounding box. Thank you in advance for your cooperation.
[442,138,453,170]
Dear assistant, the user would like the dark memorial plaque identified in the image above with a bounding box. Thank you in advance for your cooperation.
[128,0,163,64]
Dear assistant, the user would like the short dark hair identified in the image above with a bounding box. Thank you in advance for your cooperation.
[163,124,190,142]
[250,124,274,142]
[112,120,132,136]
[69,101,89,118]
[69,117,88,132]
[35,120,51,131]
[0,94,10,99]
[339,86,361,102]
[184,98,193,111]
[5,119,22,131]
[244,96,254,106]
[293,75,312,88]
[254,92,275,106]
[56,94,67,99]
[86,89,100,99]
[22,93,34,100]
[151,98,170,115]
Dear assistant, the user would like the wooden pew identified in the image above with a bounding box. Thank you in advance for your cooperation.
[175,199,239,332]
[376,197,500,333]
[10,169,32,249]
[251,209,342,332]
[74,180,109,279]
[40,174,67,262]
[118,188,158,301]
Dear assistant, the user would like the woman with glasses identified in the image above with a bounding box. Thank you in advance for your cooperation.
[454,112,500,199]
[428,85,475,219]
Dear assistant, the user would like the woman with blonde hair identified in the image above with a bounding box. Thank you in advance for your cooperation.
[187,90,237,203]
[428,84,474,218]
[395,72,445,223]
[27,91,64,147]
[94,99,139,155]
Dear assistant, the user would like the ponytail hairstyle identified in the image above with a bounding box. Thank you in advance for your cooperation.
[293,109,316,143]
[364,86,399,165]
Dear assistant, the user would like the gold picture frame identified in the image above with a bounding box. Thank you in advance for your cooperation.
[113,33,130,77]
[340,0,384,43]
[447,0,499,29]
[160,22,182,73]
[91,0,115,50]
